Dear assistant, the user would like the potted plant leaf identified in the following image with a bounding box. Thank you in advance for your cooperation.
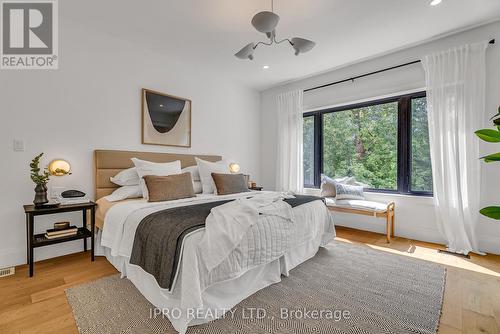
[30,153,51,207]
[475,106,500,219]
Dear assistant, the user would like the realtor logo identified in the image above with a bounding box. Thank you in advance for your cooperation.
[1,0,58,69]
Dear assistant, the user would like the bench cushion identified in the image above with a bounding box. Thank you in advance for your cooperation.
[325,197,388,213]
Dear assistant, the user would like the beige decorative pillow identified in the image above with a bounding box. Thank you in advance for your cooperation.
[211,173,250,195]
[143,173,195,202]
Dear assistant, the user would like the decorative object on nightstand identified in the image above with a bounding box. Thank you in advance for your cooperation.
[48,159,72,176]
[30,153,51,207]
[55,190,91,205]
[30,154,73,207]
[45,226,78,239]
[229,162,240,173]
[249,181,263,191]
[229,163,252,187]
[53,221,70,230]
[23,202,96,277]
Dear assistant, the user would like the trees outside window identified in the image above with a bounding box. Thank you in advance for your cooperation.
[304,92,433,195]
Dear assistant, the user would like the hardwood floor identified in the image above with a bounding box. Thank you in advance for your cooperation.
[0,253,117,334]
[335,227,500,334]
[1,226,499,333]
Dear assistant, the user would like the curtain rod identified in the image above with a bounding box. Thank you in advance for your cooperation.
[304,39,495,93]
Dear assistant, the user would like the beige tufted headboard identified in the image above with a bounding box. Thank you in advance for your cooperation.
[94,149,222,200]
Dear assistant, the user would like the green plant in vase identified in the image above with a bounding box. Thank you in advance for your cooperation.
[475,106,500,219]
[30,153,51,206]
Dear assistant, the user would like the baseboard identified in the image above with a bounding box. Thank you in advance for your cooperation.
[478,234,500,255]
[0,239,89,269]
[336,222,500,255]
[335,221,446,246]
[396,226,446,245]
[0,249,25,269]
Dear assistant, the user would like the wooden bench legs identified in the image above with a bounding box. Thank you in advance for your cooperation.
[328,202,396,243]
[386,202,395,243]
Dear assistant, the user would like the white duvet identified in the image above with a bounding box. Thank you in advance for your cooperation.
[100,191,334,333]
[199,192,296,271]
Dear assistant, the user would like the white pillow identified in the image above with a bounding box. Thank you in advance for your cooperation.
[182,166,202,193]
[110,167,140,186]
[131,158,182,198]
[181,165,200,181]
[195,157,229,194]
[193,180,203,194]
[104,185,143,202]
[334,182,365,200]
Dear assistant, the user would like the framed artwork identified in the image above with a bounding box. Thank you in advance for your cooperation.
[141,88,191,147]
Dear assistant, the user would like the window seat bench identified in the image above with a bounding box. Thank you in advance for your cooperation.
[325,198,395,243]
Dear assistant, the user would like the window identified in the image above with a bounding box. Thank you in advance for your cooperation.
[322,101,398,190]
[303,92,433,195]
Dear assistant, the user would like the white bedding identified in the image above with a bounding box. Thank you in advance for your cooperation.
[199,192,295,271]
[99,191,335,333]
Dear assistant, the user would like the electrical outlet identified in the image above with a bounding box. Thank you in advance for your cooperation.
[51,187,65,199]
[13,139,25,151]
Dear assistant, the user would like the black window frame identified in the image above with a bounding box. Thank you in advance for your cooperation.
[303,91,433,196]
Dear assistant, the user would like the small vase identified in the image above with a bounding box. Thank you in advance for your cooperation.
[34,184,48,207]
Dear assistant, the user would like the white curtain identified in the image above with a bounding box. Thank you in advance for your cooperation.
[421,42,488,255]
[275,90,304,193]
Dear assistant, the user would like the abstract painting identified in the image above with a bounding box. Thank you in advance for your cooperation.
[142,88,191,147]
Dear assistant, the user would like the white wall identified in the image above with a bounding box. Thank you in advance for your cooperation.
[261,21,500,253]
[0,18,261,268]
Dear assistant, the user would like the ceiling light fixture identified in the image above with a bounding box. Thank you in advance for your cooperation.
[263,65,270,69]
[235,0,316,60]
[430,0,442,6]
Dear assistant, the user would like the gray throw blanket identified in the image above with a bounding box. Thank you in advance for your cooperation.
[129,195,323,290]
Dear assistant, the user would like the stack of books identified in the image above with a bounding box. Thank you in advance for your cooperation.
[45,226,78,239]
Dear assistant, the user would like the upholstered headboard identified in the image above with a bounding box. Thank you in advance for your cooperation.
[94,149,222,200]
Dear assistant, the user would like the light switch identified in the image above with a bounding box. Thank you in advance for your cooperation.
[13,139,25,151]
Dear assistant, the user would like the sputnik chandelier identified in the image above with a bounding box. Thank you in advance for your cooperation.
[235,0,316,60]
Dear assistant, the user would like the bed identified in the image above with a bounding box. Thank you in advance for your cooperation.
[93,149,335,334]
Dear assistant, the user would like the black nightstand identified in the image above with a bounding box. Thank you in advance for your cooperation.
[249,186,263,191]
[23,202,96,277]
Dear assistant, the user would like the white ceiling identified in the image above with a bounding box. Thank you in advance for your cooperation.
[63,0,500,91]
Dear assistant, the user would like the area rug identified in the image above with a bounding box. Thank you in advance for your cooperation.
[66,241,445,334]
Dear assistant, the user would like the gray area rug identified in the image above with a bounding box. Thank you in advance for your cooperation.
[66,241,445,334]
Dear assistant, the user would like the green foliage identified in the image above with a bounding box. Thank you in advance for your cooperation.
[474,129,500,143]
[480,152,500,163]
[303,117,315,185]
[321,102,398,189]
[479,207,500,220]
[54,168,72,176]
[304,97,433,192]
[30,153,50,186]
[410,98,433,192]
[475,106,500,220]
